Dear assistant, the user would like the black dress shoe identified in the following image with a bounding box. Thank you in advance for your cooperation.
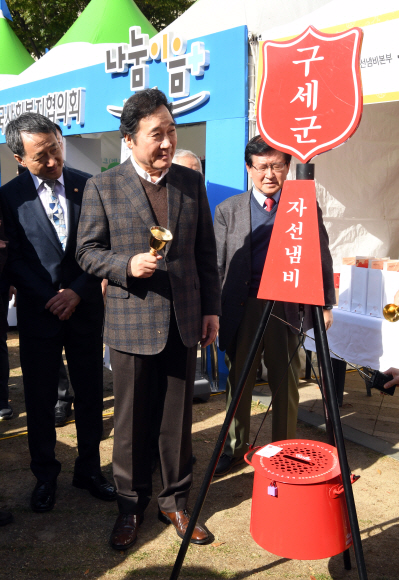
[55,404,72,427]
[31,480,57,512]
[0,404,13,420]
[109,513,144,551]
[214,453,245,477]
[72,473,117,501]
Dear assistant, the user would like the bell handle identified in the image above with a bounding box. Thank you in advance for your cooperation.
[149,248,158,256]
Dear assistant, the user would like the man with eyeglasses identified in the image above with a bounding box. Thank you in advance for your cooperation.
[213,135,335,476]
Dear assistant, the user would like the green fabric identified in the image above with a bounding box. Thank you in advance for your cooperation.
[55,0,157,47]
[0,17,34,75]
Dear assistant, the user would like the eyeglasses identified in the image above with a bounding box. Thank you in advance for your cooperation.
[251,162,287,173]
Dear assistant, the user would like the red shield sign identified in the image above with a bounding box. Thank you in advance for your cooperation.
[257,26,363,162]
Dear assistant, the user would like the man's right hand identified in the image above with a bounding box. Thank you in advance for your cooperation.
[130,253,162,278]
[382,367,399,391]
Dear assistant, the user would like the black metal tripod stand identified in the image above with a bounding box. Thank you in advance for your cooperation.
[169,164,368,580]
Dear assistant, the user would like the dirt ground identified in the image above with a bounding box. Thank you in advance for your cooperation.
[0,330,398,580]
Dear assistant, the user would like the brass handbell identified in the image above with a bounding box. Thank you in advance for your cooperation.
[149,226,173,256]
[383,303,399,322]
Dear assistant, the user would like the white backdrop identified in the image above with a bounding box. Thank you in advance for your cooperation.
[311,101,399,271]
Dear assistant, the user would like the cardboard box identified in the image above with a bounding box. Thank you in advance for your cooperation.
[350,266,368,314]
[338,265,353,311]
[371,259,389,270]
[342,256,375,268]
[342,257,356,266]
[356,257,372,268]
[366,269,383,317]
[384,260,399,272]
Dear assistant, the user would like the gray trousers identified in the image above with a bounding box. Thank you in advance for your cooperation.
[224,299,300,457]
[110,312,197,515]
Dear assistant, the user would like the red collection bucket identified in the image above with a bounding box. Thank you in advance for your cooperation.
[244,439,358,560]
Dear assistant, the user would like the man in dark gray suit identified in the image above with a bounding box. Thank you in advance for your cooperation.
[76,89,220,550]
[0,113,116,512]
[214,135,335,476]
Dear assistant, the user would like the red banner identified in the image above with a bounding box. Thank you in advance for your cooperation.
[257,180,324,305]
[257,25,363,163]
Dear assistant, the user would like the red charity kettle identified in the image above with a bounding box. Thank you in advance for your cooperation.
[244,439,359,560]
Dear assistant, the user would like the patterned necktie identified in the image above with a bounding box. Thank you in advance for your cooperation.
[264,197,275,212]
[43,180,67,251]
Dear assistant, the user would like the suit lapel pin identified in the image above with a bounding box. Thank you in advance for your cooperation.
[74,188,79,192]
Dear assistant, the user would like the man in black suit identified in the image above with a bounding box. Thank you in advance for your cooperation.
[0,113,116,512]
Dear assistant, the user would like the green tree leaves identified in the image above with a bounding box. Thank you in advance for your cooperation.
[7,0,195,58]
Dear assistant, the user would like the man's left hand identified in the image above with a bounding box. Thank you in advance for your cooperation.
[323,308,333,331]
[45,289,81,321]
[200,315,219,348]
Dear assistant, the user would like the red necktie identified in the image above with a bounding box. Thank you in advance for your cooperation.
[264,197,275,212]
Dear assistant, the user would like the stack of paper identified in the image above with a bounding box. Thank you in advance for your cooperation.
[351,267,368,314]
[366,269,383,317]
[338,265,353,311]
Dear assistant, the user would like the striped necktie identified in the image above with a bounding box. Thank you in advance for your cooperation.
[43,180,67,251]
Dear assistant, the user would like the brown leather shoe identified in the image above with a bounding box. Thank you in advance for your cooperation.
[158,509,211,545]
[109,513,144,551]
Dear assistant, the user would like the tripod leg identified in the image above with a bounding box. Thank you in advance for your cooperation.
[312,306,367,580]
[169,300,275,580]
[306,346,350,570]
[305,349,312,379]
[344,547,352,570]
[318,361,335,446]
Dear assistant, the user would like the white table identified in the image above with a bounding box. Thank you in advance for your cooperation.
[304,308,399,371]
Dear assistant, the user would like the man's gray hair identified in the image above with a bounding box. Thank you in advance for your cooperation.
[173,149,202,172]
[5,113,57,158]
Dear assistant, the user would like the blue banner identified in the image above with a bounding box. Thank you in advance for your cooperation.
[1,0,13,21]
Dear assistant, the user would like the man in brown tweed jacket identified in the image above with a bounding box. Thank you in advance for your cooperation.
[76,89,221,550]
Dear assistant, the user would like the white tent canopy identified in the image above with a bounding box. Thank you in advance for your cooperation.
[261,0,399,102]
[261,0,398,38]
[158,0,332,40]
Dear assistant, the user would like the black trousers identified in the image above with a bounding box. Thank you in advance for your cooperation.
[56,359,73,409]
[110,313,197,515]
[19,323,104,482]
[0,291,9,407]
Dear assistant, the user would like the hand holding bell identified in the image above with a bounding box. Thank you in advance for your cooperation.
[149,226,173,255]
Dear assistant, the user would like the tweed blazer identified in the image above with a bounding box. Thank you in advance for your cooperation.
[214,190,335,352]
[76,158,221,355]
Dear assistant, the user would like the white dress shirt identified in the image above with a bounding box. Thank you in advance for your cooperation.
[31,172,69,235]
[130,155,169,184]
